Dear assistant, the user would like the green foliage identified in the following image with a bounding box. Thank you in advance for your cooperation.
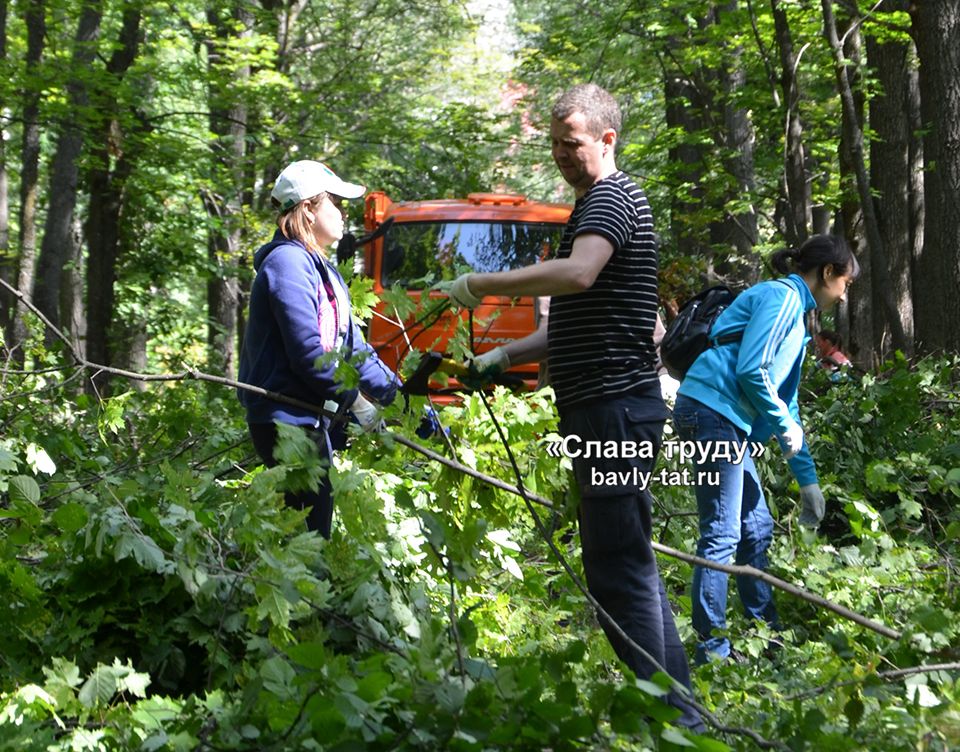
[0,366,708,750]
[2,4,958,742]
[2,351,959,749]
[802,354,960,542]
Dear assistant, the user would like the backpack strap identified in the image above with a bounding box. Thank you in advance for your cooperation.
[708,278,795,348]
[712,331,743,346]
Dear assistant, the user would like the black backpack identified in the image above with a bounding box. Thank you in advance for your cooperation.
[660,285,740,380]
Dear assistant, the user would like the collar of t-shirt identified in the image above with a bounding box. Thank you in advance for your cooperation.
[577,170,624,205]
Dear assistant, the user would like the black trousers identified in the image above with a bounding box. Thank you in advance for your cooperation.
[559,393,702,730]
[248,421,335,538]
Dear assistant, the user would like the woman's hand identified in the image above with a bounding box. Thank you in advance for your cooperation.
[350,395,384,433]
[799,484,825,527]
[780,422,804,459]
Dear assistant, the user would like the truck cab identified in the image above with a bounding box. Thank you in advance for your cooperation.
[360,191,572,395]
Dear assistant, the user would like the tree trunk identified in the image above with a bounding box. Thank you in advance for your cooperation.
[822,0,908,357]
[664,64,710,262]
[770,0,810,246]
[0,0,10,337]
[117,319,147,390]
[10,0,45,357]
[911,0,960,354]
[61,215,85,357]
[237,123,259,362]
[204,4,252,378]
[834,9,870,366]
[714,1,759,284]
[84,5,142,393]
[906,54,924,343]
[34,0,103,338]
[867,1,917,360]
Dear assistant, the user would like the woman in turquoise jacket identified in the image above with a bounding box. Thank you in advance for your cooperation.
[672,234,859,664]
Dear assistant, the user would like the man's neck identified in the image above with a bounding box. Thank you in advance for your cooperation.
[574,164,618,198]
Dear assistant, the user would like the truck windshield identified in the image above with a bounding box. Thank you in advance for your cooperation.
[381,221,565,287]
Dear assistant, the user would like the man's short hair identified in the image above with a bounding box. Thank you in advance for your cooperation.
[552,84,622,138]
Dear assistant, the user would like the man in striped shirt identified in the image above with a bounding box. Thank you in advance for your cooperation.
[447,84,702,731]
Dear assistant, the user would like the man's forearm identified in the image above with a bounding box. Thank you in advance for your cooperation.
[468,234,615,299]
[469,259,588,298]
[500,325,549,366]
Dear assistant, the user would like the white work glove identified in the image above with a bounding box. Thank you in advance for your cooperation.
[472,347,510,374]
[659,373,680,406]
[349,394,383,433]
[464,347,510,389]
[799,484,825,528]
[447,273,483,309]
[780,421,804,460]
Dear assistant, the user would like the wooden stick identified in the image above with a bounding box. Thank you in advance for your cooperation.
[0,276,903,641]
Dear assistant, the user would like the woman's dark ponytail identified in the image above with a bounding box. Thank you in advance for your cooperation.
[770,247,800,274]
[770,234,861,281]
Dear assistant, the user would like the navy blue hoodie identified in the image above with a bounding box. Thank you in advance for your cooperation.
[238,231,399,427]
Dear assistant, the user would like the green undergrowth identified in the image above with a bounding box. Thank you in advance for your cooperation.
[1,353,958,750]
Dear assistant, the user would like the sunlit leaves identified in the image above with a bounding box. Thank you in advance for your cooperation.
[78,659,151,709]
[2,340,959,750]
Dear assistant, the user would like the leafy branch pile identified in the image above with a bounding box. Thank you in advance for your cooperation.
[1,349,959,750]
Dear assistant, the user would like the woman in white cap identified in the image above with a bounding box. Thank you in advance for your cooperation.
[238,160,400,537]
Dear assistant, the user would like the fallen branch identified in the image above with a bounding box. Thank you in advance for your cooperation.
[0,276,903,645]
[650,542,902,640]
[786,661,960,701]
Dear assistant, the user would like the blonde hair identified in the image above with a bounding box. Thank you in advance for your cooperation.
[275,192,327,256]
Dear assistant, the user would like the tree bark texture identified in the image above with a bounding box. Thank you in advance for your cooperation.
[834,9,870,365]
[664,66,710,262]
[61,216,85,357]
[770,0,811,246]
[84,5,142,393]
[867,2,917,360]
[713,1,760,285]
[34,0,103,336]
[0,0,10,337]
[9,0,45,357]
[822,0,908,355]
[204,4,252,378]
[911,0,960,354]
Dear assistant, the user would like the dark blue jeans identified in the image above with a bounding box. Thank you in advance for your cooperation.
[560,393,702,730]
[672,395,779,663]
[249,422,334,538]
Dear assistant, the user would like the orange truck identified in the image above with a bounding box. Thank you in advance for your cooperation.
[352,191,572,396]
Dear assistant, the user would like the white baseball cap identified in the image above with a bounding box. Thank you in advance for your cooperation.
[270,160,365,211]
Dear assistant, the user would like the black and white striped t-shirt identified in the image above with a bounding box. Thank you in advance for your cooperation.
[547,172,660,410]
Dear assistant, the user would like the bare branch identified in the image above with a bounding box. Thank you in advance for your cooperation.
[0,277,903,651]
[787,661,960,701]
[651,541,902,640]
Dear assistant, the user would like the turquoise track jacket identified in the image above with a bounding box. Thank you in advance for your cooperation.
[677,273,819,487]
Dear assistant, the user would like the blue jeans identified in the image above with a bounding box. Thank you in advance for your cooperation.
[560,392,702,730]
[671,395,779,664]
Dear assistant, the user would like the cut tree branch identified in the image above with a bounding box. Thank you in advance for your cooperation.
[786,661,960,701]
[0,275,903,646]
